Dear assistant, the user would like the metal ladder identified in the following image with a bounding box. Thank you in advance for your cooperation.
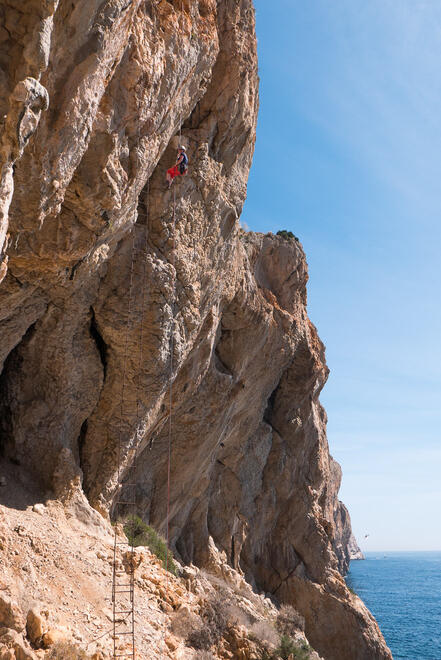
[112,459,137,659]
[111,225,149,659]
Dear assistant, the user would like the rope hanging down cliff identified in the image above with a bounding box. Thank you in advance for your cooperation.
[164,106,184,582]
[109,122,186,660]
[165,186,176,582]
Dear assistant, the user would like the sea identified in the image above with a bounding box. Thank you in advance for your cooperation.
[346,551,441,660]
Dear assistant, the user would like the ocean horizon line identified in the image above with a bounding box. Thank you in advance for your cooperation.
[357,549,441,554]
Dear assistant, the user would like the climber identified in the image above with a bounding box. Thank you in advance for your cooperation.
[166,146,188,188]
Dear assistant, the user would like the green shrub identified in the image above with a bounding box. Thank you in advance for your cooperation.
[257,633,313,660]
[123,514,177,575]
[292,642,313,660]
[273,634,312,660]
[276,634,297,659]
[46,641,88,659]
[276,230,298,241]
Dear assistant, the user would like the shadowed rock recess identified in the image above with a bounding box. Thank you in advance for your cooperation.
[0,1,391,659]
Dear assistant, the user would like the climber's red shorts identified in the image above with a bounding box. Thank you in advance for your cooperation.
[167,165,182,180]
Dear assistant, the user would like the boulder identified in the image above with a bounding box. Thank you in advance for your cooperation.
[0,598,24,633]
[0,629,37,660]
[25,610,45,647]
[41,630,66,649]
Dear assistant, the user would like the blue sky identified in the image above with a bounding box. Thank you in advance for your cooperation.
[242,0,441,551]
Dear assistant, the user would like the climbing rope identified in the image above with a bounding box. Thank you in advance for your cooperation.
[165,186,176,580]
[164,100,184,590]
[110,97,184,660]
[135,178,150,430]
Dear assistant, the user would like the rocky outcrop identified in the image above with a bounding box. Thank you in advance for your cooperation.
[334,501,365,568]
[0,2,389,659]
[348,533,365,561]
[331,459,364,572]
[0,481,326,658]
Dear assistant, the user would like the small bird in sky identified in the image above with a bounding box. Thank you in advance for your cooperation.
[364,534,370,539]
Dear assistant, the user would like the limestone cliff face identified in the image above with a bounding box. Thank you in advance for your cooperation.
[0,2,389,659]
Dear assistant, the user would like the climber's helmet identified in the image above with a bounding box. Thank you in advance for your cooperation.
[178,145,186,151]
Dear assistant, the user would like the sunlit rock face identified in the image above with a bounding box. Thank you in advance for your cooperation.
[0,2,390,659]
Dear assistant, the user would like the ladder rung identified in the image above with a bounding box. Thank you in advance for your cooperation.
[115,610,133,615]
[114,652,134,655]
[114,631,134,635]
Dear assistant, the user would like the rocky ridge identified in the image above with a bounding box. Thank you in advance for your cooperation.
[0,1,388,659]
[0,470,330,658]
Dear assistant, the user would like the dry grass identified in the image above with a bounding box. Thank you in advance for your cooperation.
[46,641,88,659]
[186,595,229,650]
[276,604,305,635]
[170,608,202,638]
[249,619,279,647]
[225,602,252,628]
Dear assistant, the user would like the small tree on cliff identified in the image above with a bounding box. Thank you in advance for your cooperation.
[276,229,299,241]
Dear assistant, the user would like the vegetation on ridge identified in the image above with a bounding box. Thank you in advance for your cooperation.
[258,634,313,659]
[123,514,177,575]
[276,229,299,241]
